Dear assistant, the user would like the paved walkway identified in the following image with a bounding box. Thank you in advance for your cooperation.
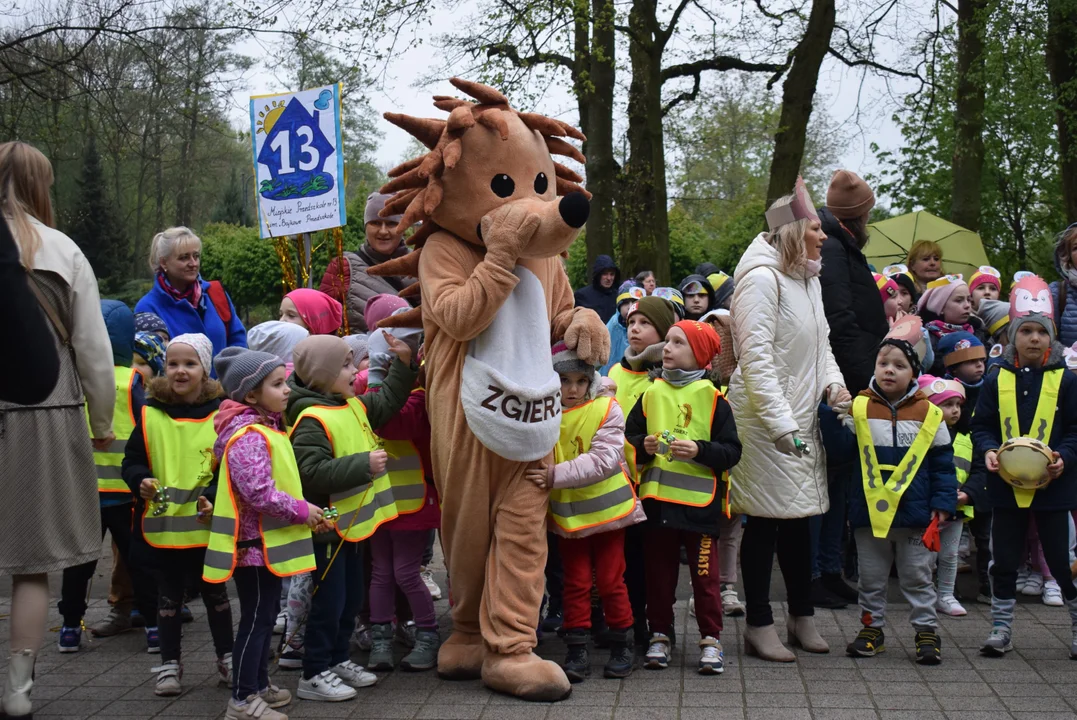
[2,543,1076,720]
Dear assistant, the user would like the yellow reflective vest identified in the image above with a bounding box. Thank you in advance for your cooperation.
[852,396,943,538]
[639,379,720,508]
[203,425,316,582]
[290,398,399,542]
[998,368,1064,508]
[548,397,637,533]
[609,363,653,481]
[88,366,139,495]
[953,432,974,520]
[141,406,218,549]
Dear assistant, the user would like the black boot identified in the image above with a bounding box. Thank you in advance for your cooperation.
[821,573,858,604]
[810,577,847,609]
[561,629,591,683]
[604,627,634,678]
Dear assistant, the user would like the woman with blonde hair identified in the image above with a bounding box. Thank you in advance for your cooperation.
[726,180,850,663]
[906,240,945,294]
[0,141,116,718]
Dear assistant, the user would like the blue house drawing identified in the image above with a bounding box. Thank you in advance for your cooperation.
[257,97,335,201]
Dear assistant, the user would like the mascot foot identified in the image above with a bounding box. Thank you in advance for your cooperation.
[437,632,485,680]
[482,652,571,702]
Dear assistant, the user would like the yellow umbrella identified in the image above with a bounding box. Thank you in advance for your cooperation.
[865,211,991,282]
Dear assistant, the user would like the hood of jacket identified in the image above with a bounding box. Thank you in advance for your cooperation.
[677,274,715,309]
[1055,230,1077,282]
[590,254,620,292]
[284,372,348,427]
[734,233,785,281]
[212,399,283,460]
[818,206,868,255]
[101,299,135,367]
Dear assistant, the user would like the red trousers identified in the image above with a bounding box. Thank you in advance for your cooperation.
[644,527,723,638]
[559,529,634,631]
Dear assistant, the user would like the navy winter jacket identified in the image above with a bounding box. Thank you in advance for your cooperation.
[971,344,1077,511]
[573,254,620,323]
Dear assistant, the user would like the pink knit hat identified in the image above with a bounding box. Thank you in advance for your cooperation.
[364,293,410,330]
[917,374,965,406]
[285,289,343,335]
[918,275,968,315]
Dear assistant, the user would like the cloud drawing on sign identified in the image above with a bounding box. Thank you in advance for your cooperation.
[314,90,333,111]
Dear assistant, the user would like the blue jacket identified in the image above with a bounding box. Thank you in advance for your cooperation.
[843,381,958,531]
[971,343,1077,511]
[134,278,247,374]
[1049,235,1077,347]
[601,311,629,377]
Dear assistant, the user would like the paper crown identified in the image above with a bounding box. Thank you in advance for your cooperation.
[917,375,966,403]
[653,287,684,307]
[1009,274,1053,320]
[1011,270,1036,291]
[925,273,965,290]
[882,263,909,277]
[681,280,706,295]
[765,176,820,231]
[617,286,645,306]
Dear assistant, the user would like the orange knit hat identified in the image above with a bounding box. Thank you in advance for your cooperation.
[672,320,722,370]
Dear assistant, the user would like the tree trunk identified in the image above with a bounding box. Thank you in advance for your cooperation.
[765,0,836,210]
[1047,0,1077,223]
[581,0,617,269]
[950,0,988,231]
[621,0,670,283]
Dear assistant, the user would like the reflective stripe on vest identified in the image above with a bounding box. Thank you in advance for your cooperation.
[291,398,399,542]
[88,367,138,494]
[380,440,427,514]
[639,379,720,508]
[852,396,942,539]
[609,364,652,481]
[141,406,217,548]
[548,397,637,533]
[999,368,1063,508]
[203,425,315,583]
[953,432,974,521]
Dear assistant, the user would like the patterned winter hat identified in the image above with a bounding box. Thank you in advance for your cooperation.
[872,272,899,306]
[977,299,1011,339]
[968,266,1002,293]
[134,331,167,377]
[168,333,213,374]
[937,331,986,368]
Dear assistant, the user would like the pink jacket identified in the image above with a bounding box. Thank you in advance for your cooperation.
[548,400,646,539]
[214,401,309,567]
[373,388,440,532]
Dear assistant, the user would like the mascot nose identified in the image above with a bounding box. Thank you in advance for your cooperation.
[558,192,590,229]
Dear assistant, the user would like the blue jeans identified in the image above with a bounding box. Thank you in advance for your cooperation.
[303,541,363,679]
[811,466,848,579]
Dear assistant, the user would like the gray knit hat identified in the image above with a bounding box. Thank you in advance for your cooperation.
[214,347,285,401]
[343,334,370,364]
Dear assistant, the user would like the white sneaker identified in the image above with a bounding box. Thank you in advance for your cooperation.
[698,637,724,675]
[936,594,967,616]
[297,670,358,702]
[688,596,696,618]
[721,583,746,616]
[644,634,671,670]
[1016,565,1030,593]
[217,652,233,687]
[420,565,442,601]
[152,661,182,697]
[273,611,287,635]
[331,660,377,688]
[1023,571,1044,596]
[1043,579,1064,607]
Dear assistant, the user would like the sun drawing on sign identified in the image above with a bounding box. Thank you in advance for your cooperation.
[256,100,286,135]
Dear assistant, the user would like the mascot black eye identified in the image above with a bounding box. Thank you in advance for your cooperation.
[534,172,549,194]
[491,174,515,198]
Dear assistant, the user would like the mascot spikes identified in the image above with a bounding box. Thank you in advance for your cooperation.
[370,78,610,701]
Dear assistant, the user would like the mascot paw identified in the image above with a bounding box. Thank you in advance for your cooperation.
[437,632,486,680]
[481,652,571,702]
[564,308,611,367]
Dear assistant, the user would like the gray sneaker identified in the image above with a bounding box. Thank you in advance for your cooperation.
[980,626,1013,657]
[90,607,133,637]
[395,620,417,648]
[400,628,440,671]
[367,623,394,671]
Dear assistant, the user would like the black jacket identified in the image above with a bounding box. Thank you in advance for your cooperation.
[817,207,888,395]
[574,254,620,323]
[625,382,742,535]
[971,344,1077,511]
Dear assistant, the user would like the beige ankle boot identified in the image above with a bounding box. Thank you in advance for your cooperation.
[2,649,34,717]
[786,615,829,653]
[743,624,795,662]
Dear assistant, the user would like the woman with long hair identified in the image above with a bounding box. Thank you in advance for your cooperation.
[0,141,116,718]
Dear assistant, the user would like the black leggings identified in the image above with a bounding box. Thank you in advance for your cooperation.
[232,566,281,701]
[741,515,814,627]
[155,547,234,662]
[990,507,1077,602]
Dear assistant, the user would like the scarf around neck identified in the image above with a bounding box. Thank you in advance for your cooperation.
[926,319,973,337]
[157,270,202,309]
[624,341,666,371]
[662,368,706,387]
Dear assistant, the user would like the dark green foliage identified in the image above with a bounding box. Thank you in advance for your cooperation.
[67,136,130,293]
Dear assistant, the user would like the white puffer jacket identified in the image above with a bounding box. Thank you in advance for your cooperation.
[726,234,845,518]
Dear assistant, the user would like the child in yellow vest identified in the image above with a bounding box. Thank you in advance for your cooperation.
[528,342,645,683]
[121,333,234,696]
[205,347,328,720]
[844,317,956,665]
[285,334,417,702]
[916,375,979,617]
[626,320,741,675]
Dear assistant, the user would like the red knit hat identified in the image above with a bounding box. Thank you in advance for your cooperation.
[672,320,722,370]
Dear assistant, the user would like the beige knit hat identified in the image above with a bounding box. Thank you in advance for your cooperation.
[293,336,353,394]
[826,170,876,220]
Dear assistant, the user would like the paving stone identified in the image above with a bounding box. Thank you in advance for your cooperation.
[807,694,874,708]
[810,710,881,720]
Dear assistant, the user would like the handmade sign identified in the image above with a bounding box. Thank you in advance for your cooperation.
[250,84,346,238]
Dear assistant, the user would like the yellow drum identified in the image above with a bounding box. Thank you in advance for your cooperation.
[997,437,1054,491]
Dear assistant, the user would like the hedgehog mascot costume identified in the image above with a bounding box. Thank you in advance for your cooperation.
[369,78,610,701]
